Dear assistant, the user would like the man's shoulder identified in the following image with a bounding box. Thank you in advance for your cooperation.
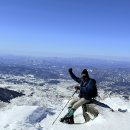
[89,78,96,84]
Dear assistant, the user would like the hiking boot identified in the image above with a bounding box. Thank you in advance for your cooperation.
[60,115,74,124]
[60,108,75,124]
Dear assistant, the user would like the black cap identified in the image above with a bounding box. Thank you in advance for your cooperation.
[81,69,88,76]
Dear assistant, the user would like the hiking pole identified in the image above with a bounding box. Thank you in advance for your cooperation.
[52,91,77,125]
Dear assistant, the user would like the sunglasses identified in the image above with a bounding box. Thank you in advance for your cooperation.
[82,75,87,78]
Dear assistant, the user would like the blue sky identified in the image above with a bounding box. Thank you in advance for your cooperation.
[0,0,130,60]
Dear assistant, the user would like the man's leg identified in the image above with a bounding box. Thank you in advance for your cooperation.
[60,98,90,124]
[71,98,91,123]
[68,97,80,110]
[66,98,89,118]
[72,98,90,110]
[60,97,79,124]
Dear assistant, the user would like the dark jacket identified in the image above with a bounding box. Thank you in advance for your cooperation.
[69,71,96,100]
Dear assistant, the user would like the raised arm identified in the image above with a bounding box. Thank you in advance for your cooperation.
[68,68,81,83]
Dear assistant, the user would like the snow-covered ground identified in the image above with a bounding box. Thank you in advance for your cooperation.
[0,80,130,130]
[41,97,130,130]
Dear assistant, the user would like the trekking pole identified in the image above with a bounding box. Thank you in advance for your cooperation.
[52,91,77,125]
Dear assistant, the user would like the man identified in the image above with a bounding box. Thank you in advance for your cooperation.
[60,68,97,124]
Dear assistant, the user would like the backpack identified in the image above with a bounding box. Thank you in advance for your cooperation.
[90,78,98,98]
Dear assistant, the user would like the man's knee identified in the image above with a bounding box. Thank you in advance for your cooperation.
[69,97,79,107]
[72,98,87,109]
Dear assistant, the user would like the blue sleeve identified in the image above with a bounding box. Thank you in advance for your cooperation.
[82,80,94,95]
[69,71,81,83]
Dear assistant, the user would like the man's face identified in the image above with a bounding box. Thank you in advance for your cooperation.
[81,75,88,82]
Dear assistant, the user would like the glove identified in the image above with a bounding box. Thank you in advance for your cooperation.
[68,68,72,73]
[75,86,80,90]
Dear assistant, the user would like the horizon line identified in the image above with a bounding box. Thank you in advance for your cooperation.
[0,53,130,62]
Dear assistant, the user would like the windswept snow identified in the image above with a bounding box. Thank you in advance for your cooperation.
[0,79,130,130]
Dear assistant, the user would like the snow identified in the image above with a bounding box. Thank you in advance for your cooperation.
[0,97,130,130]
[0,80,130,130]
[41,97,130,130]
[0,106,46,130]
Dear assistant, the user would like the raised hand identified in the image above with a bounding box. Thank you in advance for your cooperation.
[68,68,72,73]
[75,86,80,90]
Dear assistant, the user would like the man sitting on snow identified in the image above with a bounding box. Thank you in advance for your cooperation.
[60,68,97,124]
